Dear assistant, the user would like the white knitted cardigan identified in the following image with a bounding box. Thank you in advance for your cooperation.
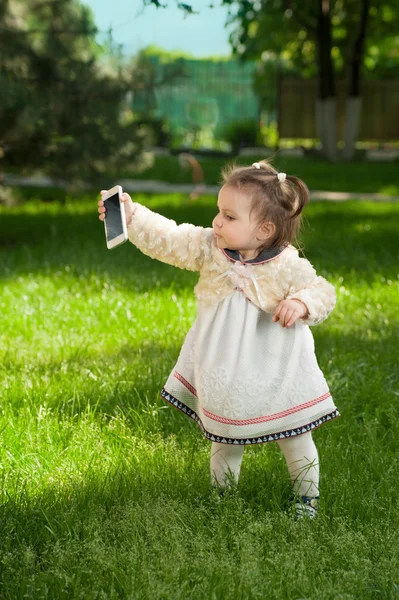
[127,203,336,326]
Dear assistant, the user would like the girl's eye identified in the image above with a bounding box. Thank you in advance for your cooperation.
[225,215,234,221]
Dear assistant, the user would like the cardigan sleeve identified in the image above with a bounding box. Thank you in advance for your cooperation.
[282,248,336,326]
[127,203,213,272]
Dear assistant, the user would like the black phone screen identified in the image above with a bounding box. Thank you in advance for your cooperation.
[104,193,123,242]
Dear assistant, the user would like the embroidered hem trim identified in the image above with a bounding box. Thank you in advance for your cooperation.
[202,392,331,425]
[173,370,331,424]
[160,388,340,445]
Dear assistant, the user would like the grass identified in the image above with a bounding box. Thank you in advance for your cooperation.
[0,192,398,599]
[114,154,399,196]
[7,153,399,198]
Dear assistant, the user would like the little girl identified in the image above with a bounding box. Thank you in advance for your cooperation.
[98,160,339,518]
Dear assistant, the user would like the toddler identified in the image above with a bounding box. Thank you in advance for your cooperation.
[98,160,339,518]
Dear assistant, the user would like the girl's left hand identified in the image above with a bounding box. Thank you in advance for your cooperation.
[273,299,309,328]
[98,191,136,228]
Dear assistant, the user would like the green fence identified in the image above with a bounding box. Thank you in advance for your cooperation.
[133,57,261,144]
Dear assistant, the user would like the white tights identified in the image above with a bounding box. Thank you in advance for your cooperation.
[210,432,319,497]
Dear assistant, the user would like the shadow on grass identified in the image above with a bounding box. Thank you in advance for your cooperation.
[0,443,397,599]
[0,450,296,600]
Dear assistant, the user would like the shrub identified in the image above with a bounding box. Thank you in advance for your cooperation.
[221,119,261,152]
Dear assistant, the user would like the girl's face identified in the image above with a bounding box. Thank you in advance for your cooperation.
[212,185,269,260]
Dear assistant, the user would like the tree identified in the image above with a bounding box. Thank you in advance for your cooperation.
[227,0,399,160]
[0,0,146,199]
[144,0,399,161]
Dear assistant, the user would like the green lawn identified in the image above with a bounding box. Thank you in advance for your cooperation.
[9,154,399,198]
[114,154,399,196]
[0,194,398,599]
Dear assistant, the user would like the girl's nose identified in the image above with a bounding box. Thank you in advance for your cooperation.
[213,215,222,229]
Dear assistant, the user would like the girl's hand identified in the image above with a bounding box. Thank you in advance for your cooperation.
[273,299,309,328]
[98,191,136,228]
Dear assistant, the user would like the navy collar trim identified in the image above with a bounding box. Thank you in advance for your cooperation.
[221,244,288,265]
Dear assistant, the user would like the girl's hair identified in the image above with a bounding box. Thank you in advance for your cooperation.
[221,159,309,249]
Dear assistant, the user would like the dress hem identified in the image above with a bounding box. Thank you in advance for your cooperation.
[160,388,340,445]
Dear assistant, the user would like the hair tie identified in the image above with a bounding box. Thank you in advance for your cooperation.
[277,172,286,183]
[252,162,261,169]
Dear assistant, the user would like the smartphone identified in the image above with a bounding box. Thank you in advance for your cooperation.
[103,185,128,249]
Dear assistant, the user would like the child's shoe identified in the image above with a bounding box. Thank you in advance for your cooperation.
[291,495,319,520]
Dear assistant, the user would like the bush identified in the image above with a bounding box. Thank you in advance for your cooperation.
[221,120,261,152]
[134,117,170,147]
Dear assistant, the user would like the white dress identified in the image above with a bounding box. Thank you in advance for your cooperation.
[162,250,339,445]
[126,203,339,444]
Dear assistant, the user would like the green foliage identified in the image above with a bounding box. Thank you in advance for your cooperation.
[131,47,188,118]
[139,44,195,62]
[134,116,171,147]
[140,44,232,63]
[222,0,399,78]
[220,119,261,152]
[144,0,399,76]
[0,0,147,184]
[0,194,398,596]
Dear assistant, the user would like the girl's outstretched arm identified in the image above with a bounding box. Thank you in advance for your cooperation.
[281,249,336,326]
[120,193,212,272]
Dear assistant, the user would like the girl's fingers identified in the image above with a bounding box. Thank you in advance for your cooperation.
[286,310,297,328]
[282,307,297,327]
[278,308,288,327]
[98,191,107,222]
[273,304,282,322]
[273,300,307,327]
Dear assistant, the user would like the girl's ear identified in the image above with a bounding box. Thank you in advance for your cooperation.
[257,221,276,241]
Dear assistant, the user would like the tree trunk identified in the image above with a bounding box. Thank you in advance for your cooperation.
[315,0,337,161]
[343,0,370,160]
[316,97,337,161]
[343,97,362,160]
